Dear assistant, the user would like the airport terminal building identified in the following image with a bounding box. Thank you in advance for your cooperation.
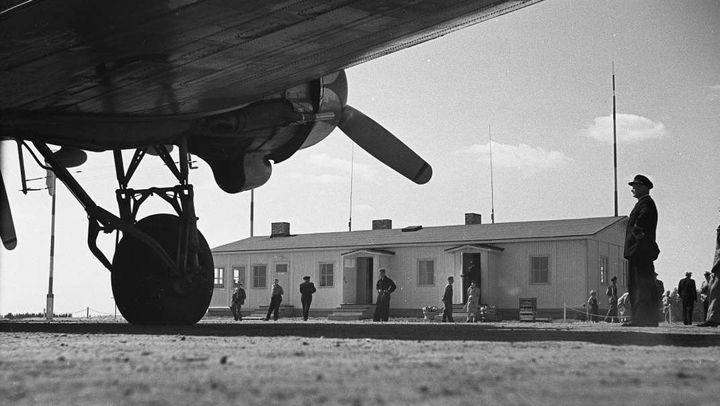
[209,214,628,320]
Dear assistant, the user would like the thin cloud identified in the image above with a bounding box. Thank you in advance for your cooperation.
[289,153,375,184]
[579,114,667,143]
[464,141,572,176]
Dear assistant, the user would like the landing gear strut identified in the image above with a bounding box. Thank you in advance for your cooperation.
[31,139,213,325]
[111,140,213,325]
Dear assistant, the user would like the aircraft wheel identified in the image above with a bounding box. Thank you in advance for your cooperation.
[111,214,214,325]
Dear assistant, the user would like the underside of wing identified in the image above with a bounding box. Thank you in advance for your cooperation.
[0,0,541,118]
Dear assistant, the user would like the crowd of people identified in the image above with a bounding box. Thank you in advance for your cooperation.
[228,174,720,327]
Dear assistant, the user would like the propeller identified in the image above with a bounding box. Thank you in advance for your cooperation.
[337,105,432,185]
[0,170,17,250]
[321,70,432,185]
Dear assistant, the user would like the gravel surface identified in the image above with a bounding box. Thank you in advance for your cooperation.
[1,317,719,405]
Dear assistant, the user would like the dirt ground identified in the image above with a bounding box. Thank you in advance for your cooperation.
[1,317,719,406]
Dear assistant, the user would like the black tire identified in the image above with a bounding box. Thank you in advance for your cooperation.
[111,214,214,325]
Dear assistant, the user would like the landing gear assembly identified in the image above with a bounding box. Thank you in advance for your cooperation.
[30,138,213,325]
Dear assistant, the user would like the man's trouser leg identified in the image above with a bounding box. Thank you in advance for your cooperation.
[442,302,453,322]
[301,297,311,320]
[373,293,384,321]
[273,296,281,320]
[265,300,274,320]
[628,261,659,324]
[683,302,694,324]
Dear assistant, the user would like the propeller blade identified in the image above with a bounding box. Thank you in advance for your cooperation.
[0,170,17,250]
[338,105,432,184]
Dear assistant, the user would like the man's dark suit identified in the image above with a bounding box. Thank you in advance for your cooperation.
[678,276,697,325]
[441,283,453,322]
[624,194,660,325]
[373,276,397,322]
[299,280,317,321]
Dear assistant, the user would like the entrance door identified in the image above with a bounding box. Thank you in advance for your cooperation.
[462,253,481,304]
[356,257,374,304]
[274,262,290,302]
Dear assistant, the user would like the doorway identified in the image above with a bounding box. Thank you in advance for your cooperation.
[462,253,481,304]
[356,257,374,304]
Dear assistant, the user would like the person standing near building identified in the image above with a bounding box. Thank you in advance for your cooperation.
[465,280,480,322]
[265,278,284,321]
[441,276,454,322]
[623,174,661,327]
[587,290,599,322]
[699,225,720,327]
[230,282,246,321]
[678,272,697,325]
[299,275,316,321]
[373,269,397,322]
[604,276,619,322]
[700,271,711,320]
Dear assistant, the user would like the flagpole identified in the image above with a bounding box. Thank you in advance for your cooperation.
[489,124,496,224]
[348,144,355,232]
[45,173,56,320]
[250,189,254,237]
[612,62,618,217]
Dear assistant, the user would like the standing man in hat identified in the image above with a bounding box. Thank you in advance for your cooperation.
[264,278,284,321]
[230,281,246,321]
[299,276,316,321]
[441,276,454,322]
[700,271,711,320]
[678,272,697,325]
[605,276,619,322]
[623,174,661,327]
[373,269,397,322]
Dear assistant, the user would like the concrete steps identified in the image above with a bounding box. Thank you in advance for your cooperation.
[327,304,375,321]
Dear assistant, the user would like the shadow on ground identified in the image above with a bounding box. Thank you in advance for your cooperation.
[2,321,719,347]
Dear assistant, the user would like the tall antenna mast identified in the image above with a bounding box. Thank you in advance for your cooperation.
[489,124,495,224]
[250,189,254,237]
[348,144,355,232]
[612,62,618,216]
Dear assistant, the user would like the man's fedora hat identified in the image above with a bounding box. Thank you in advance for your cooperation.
[628,174,653,189]
[611,276,617,281]
[686,271,692,277]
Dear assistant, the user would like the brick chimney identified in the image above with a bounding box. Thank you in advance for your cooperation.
[271,222,290,237]
[465,213,482,225]
[372,219,392,230]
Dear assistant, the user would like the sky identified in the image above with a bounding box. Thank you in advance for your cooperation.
[1,0,719,315]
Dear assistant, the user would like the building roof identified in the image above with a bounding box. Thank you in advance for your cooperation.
[212,216,626,253]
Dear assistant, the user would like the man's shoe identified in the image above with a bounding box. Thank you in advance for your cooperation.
[697,321,719,327]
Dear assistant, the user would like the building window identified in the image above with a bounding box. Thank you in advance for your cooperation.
[275,263,288,273]
[418,259,435,286]
[319,263,334,287]
[621,260,628,286]
[252,265,267,288]
[213,267,225,288]
[600,256,608,285]
[530,256,550,284]
[233,266,245,286]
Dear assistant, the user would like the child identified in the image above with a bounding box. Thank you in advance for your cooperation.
[587,290,599,322]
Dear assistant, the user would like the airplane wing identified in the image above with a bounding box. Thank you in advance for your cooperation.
[1,0,541,118]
